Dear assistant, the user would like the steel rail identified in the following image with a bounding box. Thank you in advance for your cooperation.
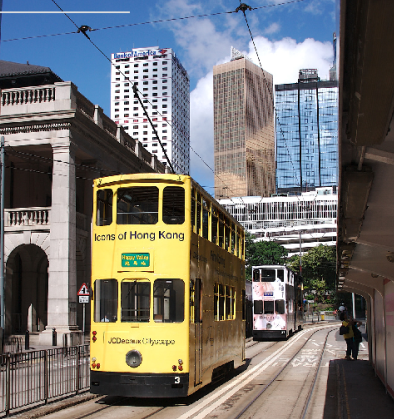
[233,325,337,419]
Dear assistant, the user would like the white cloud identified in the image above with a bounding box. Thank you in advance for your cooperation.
[249,36,333,84]
[190,36,333,187]
[264,22,280,35]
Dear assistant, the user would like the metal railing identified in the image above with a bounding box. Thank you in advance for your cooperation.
[0,345,90,417]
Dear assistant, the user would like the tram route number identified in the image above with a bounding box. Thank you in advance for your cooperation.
[175,376,180,384]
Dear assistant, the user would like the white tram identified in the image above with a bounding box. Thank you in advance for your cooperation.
[251,265,303,340]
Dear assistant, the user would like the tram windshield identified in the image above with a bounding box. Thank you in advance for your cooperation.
[117,187,159,224]
[261,270,276,282]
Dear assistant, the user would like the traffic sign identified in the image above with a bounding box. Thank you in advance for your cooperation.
[79,295,89,304]
[78,283,89,296]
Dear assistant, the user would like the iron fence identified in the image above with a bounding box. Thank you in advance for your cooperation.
[0,345,90,417]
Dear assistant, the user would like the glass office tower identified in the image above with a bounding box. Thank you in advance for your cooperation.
[275,69,338,194]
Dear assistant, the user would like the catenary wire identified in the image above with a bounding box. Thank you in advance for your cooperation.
[1,0,305,43]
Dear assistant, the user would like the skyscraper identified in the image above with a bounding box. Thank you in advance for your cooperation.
[111,46,190,174]
[213,48,275,199]
[275,69,338,194]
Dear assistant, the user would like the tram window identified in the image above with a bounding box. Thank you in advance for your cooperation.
[218,215,225,248]
[211,208,218,245]
[226,286,235,319]
[275,300,285,314]
[253,269,260,282]
[264,300,275,314]
[225,221,230,251]
[231,228,236,254]
[202,199,209,240]
[121,280,150,322]
[96,189,113,226]
[196,193,202,235]
[94,279,118,323]
[219,284,225,320]
[153,279,185,322]
[163,186,185,224]
[117,187,158,224]
[277,270,284,282]
[191,191,196,233]
[261,270,276,282]
[254,300,263,314]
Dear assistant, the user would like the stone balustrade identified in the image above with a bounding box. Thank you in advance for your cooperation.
[5,208,50,230]
[2,87,56,106]
[0,82,166,174]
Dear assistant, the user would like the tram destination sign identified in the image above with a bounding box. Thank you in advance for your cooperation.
[122,253,150,268]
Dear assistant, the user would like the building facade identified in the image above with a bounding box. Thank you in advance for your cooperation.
[219,187,337,257]
[111,47,190,174]
[213,48,275,199]
[275,69,338,194]
[0,61,164,345]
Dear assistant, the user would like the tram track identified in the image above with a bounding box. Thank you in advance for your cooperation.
[29,324,338,419]
[231,325,337,419]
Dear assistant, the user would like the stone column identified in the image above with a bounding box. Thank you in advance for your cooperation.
[40,141,78,345]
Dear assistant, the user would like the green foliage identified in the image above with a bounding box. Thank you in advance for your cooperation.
[288,245,336,303]
[245,232,288,280]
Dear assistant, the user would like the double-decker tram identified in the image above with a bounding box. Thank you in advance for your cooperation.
[252,265,303,340]
[90,174,246,398]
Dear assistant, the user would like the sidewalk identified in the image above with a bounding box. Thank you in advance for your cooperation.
[322,326,394,418]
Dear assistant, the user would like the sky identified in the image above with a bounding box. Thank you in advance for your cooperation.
[0,0,337,192]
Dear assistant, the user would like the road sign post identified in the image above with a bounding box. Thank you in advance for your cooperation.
[77,283,90,337]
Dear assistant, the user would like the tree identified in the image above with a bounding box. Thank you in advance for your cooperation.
[245,232,288,280]
[288,245,336,303]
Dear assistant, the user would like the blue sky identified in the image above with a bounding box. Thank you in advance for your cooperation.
[0,0,337,190]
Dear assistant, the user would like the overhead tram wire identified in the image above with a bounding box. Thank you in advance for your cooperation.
[1,0,305,43]
[50,0,176,174]
[49,1,251,206]
[236,2,325,221]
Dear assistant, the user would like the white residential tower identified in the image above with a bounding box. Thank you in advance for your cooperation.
[111,46,190,173]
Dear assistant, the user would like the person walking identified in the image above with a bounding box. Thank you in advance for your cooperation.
[340,312,356,360]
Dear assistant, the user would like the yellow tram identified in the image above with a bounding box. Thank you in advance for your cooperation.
[90,174,246,397]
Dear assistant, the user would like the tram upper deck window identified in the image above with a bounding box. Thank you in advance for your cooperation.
[96,189,113,226]
[253,269,260,282]
[163,186,185,224]
[94,279,118,323]
[117,187,158,224]
[277,270,284,282]
[154,279,184,322]
[121,280,150,322]
[202,199,209,240]
[261,270,276,282]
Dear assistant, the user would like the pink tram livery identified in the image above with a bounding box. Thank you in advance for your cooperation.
[251,265,303,340]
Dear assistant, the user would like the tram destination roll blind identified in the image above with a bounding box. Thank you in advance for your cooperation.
[122,253,150,267]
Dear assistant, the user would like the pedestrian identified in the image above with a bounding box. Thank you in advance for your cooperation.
[349,316,363,360]
[340,312,356,360]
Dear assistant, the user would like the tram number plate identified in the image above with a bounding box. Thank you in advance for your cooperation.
[121,253,150,267]
[264,292,274,296]
[175,377,180,384]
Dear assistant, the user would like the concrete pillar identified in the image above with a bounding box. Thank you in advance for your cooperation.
[40,141,78,345]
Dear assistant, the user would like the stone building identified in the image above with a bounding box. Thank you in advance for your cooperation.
[0,61,165,345]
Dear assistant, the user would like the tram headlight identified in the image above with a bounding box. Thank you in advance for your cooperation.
[126,350,142,368]
[178,359,183,365]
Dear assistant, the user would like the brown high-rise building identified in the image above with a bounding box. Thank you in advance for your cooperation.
[213,48,275,199]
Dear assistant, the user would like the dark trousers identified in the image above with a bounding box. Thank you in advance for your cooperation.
[345,338,355,357]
